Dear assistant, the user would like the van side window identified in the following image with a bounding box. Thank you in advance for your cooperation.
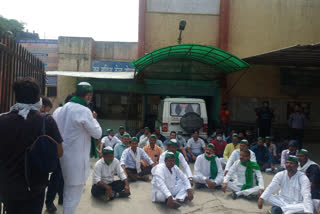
[170,103,200,116]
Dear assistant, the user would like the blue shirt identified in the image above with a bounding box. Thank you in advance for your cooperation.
[251,145,272,164]
[120,147,154,169]
[114,143,127,160]
[163,139,182,148]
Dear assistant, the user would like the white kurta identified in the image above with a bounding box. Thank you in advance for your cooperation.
[56,102,102,186]
[193,154,223,186]
[151,163,191,202]
[260,170,313,214]
[138,134,149,148]
[224,160,264,196]
[159,151,193,178]
[92,158,126,185]
[52,106,62,121]
[101,135,122,148]
[225,149,256,171]
[298,159,319,173]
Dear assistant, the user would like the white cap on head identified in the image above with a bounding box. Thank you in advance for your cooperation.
[78,82,91,86]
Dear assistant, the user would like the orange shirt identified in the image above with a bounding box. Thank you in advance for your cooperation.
[143,144,163,164]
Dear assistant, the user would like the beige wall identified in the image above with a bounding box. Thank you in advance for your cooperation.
[94,42,138,61]
[229,0,320,58]
[58,37,94,72]
[226,65,320,125]
[145,12,219,53]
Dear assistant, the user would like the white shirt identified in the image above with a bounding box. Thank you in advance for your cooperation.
[138,134,149,148]
[194,154,223,185]
[260,170,313,213]
[52,106,62,121]
[101,135,122,148]
[223,160,264,190]
[151,163,191,201]
[281,149,297,169]
[115,132,129,141]
[56,102,102,185]
[225,149,256,171]
[186,137,205,154]
[92,158,126,185]
[159,151,193,178]
[120,147,154,169]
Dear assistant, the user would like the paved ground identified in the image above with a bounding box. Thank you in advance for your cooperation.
[43,161,274,214]
[43,143,320,214]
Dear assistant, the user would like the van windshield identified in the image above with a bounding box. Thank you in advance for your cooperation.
[170,103,200,116]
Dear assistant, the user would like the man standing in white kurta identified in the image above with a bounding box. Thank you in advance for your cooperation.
[222,150,264,200]
[194,144,223,189]
[151,152,194,209]
[258,155,313,214]
[56,82,102,214]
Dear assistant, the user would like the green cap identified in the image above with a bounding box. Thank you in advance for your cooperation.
[130,137,138,142]
[207,144,215,150]
[286,155,298,163]
[102,146,114,155]
[165,152,175,159]
[177,131,183,134]
[298,149,308,155]
[232,133,238,137]
[144,127,150,130]
[168,139,178,147]
[149,134,157,139]
[258,137,264,141]
[119,126,125,130]
[123,134,130,138]
[265,136,271,140]
[76,82,93,94]
[240,139,249,145]
[106,128,113,134]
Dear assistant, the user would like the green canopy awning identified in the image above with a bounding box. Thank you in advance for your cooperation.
[131,44,250,74]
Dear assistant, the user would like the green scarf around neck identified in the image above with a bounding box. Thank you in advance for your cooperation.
[174,151,180,167]
[204,154,218,180]
[70,96,88,107]
[240,160,260,190]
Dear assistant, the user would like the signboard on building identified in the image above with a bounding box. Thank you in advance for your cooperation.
[91,61,135,72]
[17,39,58,72]
[147,0,220,15]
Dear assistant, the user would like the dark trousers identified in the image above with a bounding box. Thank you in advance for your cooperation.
[126,166,152,181]
[291,128,304,149]
[258,120,271,137]
[258,162,271,172]
[45,163,64,206]
[4,190,45,214]
[91,180,125,198]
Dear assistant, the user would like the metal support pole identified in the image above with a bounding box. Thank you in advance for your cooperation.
[142,94,147,126]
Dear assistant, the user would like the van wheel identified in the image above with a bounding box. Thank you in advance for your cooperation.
[180,112,203,134]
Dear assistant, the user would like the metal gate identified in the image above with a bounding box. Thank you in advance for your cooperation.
[0,35,45,113]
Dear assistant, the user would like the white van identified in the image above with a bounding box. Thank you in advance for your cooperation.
[156,98,208,139]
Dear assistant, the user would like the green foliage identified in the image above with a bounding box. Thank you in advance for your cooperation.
[0,15,25,38]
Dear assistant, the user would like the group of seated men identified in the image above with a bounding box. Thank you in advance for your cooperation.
[92,126,319,213]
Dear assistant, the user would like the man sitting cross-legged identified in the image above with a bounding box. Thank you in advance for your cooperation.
[225,139,256,176]
[159,139,193,183]
[194,144,223,190]
[258,155,313,214]
[91,147,130,201]
[151,152,194,209]
[222,150,264,200]
[121,137,155,182]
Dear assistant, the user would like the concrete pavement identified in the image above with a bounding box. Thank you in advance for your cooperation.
[43,160,274,214]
